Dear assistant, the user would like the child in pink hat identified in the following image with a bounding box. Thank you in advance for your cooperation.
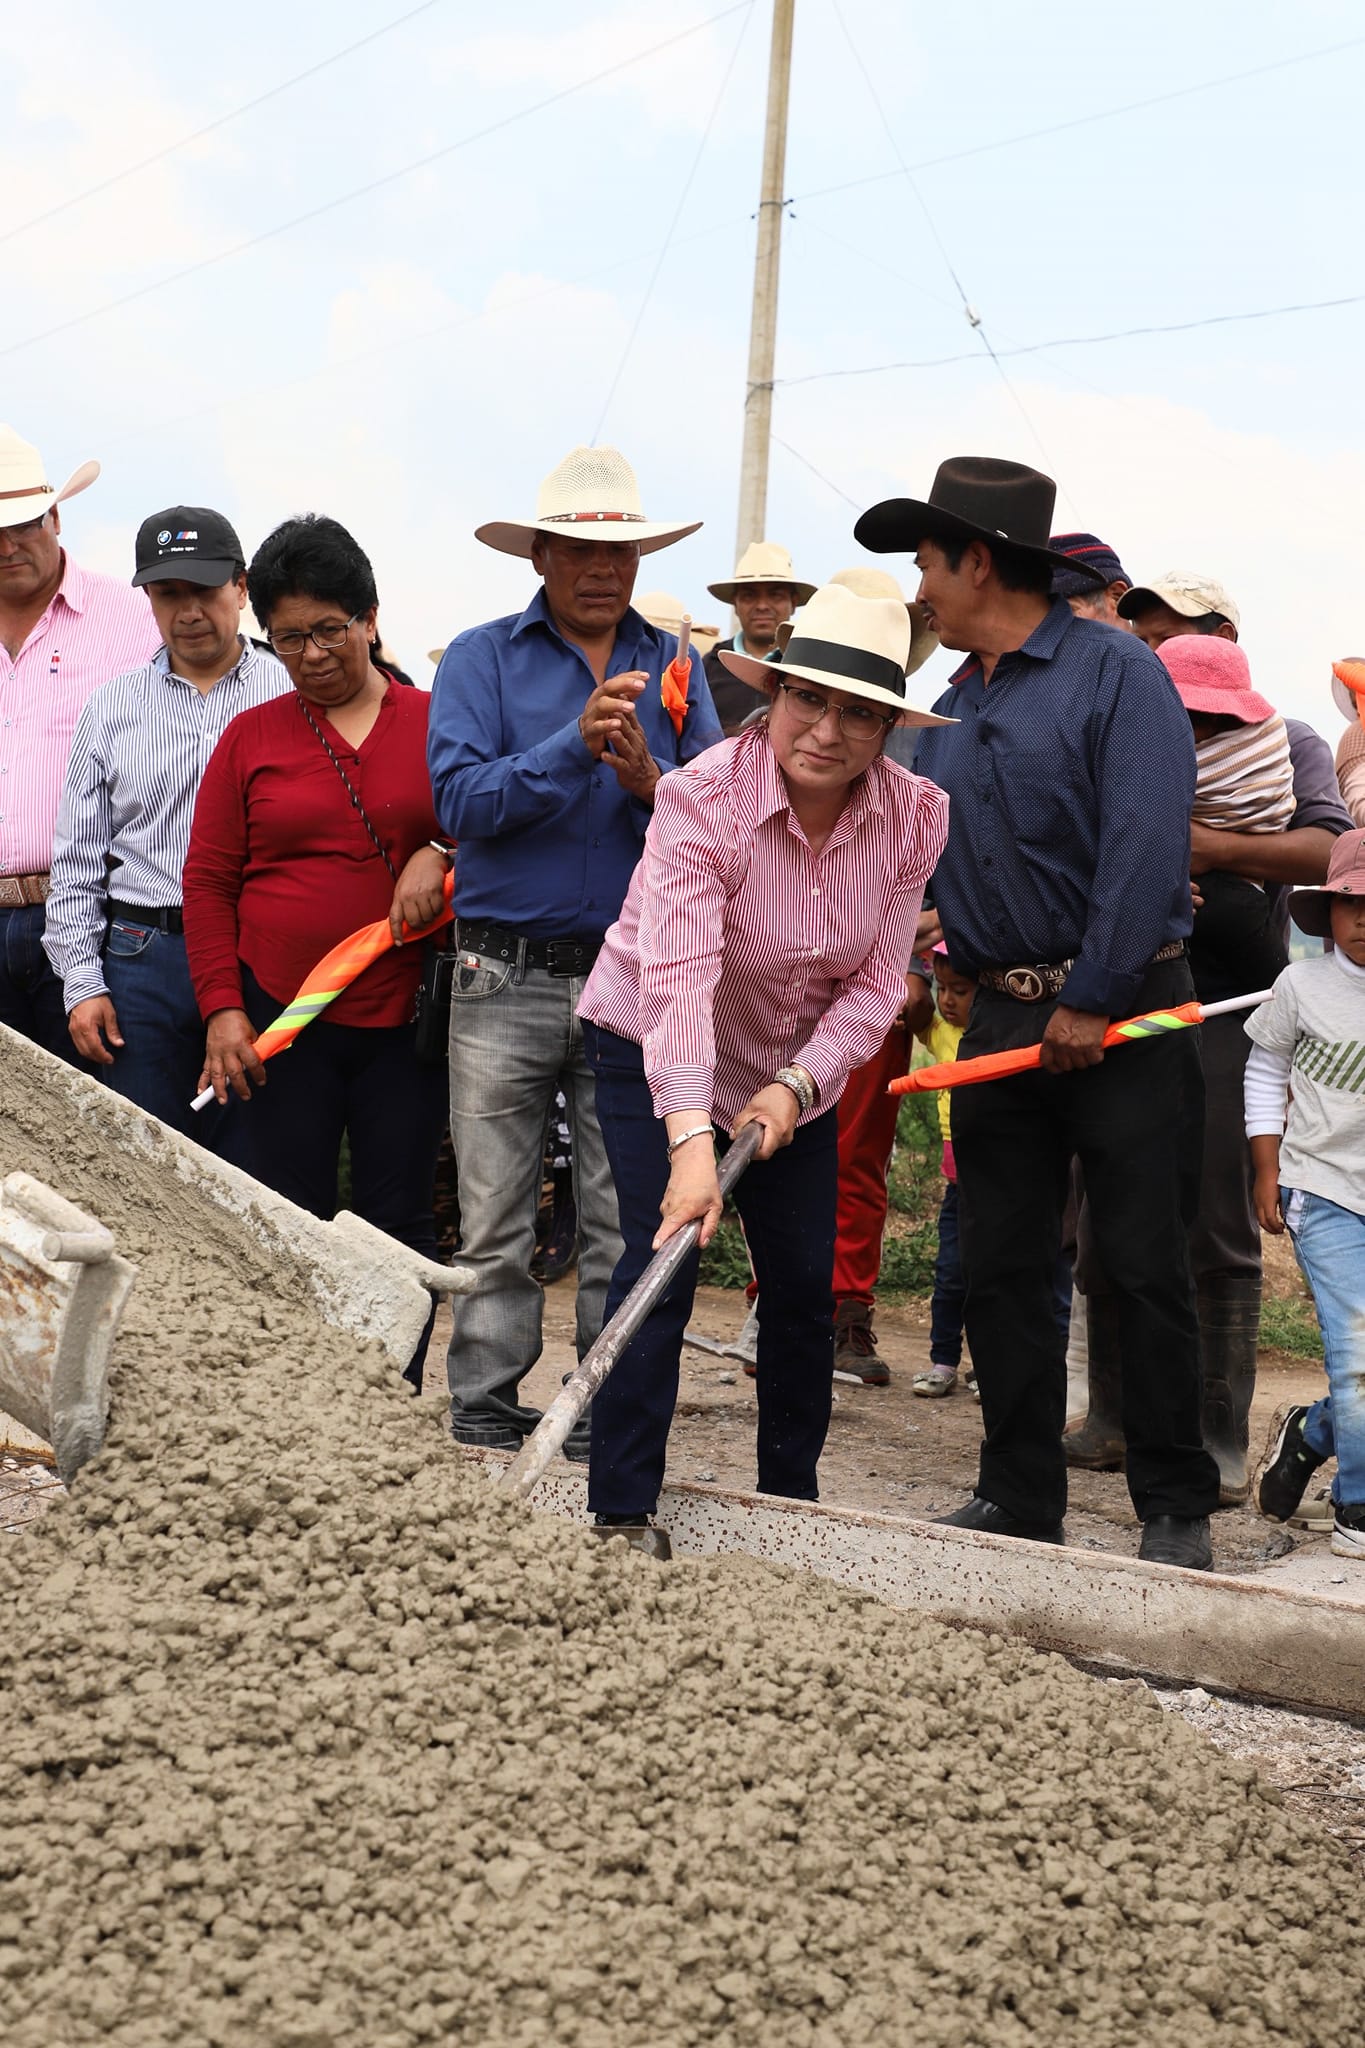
[1157,636,1295,993]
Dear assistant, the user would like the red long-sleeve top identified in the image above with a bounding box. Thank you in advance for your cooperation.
[184,681,441,1029]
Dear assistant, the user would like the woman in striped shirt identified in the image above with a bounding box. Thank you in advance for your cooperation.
[579,583,951,1547]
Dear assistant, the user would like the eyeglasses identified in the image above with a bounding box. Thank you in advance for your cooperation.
[268,612,360,657]
[774,680,896,737]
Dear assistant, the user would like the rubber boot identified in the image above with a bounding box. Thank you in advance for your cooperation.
[1198,1276,1260,1509]
[1062,1291,1125,1471]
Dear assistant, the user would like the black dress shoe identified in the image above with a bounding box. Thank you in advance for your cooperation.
[935,1496,1065,1545]
[1138,1514,1213,1571]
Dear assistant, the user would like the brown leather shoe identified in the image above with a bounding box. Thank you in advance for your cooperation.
[834,1300,889,1386]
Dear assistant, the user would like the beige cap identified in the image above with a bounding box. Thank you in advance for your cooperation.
[708,540,816,605]
[1118,571,1240,630]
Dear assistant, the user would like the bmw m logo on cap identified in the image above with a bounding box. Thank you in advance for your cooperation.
[156,530,171,545]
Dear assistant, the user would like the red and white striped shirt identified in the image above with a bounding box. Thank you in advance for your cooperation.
[580,727,949,1128]
[0,554,160,875]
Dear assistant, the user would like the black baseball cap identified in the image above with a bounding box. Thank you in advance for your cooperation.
[132,505,244,588]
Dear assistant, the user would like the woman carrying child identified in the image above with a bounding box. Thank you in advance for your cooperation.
[1246,829,1365,1560]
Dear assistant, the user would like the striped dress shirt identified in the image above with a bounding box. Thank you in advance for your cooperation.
[42,639,291,1008]
[580,726,949,1129]
[0,554,162,876]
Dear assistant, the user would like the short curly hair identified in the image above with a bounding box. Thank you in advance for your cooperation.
[246,514,379,632]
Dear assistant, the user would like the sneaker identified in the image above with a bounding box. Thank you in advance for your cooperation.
[1258,1405,1328,1522]
[1331,1502,1365,1559]
[965,1372,980,1401]
[834,1301,890,1387]
[912,1364,958,1398]
[733,1302,760,1380]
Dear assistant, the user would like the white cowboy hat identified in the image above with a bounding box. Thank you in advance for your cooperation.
[476,445,701,559]
[633,589,722,642]
[721,582,955,727]
[0,424,100,530]
[1331,658,1365,723]
[820,565,939,676]
[707,539,816,605]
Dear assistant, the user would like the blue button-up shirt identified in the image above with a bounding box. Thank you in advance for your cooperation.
[913,601,1196,1015]
[427,588,724,938]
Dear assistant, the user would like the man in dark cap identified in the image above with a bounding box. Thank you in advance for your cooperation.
[42,507,289,1140]
[1048,532,1131,627]
[856,456,1221,1568]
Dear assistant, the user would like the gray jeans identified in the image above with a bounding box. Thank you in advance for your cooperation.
[446,950,623,1443]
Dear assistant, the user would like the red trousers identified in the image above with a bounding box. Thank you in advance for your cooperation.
[833,1020,910,1306]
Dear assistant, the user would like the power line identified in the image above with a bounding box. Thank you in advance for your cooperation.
[776,289,1365,388]
[0,0,450,248]
[827,0,1061,488]
[788,33,1365,209]
[592,2,755,443]
[0,1,751,362]
[772,434,863,511]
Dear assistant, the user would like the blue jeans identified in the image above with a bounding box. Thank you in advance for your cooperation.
[0,903,81,1065]
[930,1181,1072,1369]
[584,1022,838,1517]
[445,955,623,1445]
[101,918,238,1151]
[1286,1189,1365,1507]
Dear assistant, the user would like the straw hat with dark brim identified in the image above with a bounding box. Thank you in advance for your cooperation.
[854,456,1106,586]
[708,539,816,606]
[721,583,955,727]
[1289,827,1365,937]
[477,445,700,560]
[0,423,100,529]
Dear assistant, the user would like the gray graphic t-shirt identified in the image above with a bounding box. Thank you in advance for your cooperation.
[1245,951,1365,1214]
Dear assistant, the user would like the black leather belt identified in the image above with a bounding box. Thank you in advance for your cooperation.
[108,899,184,934]
[979,940,1184,1003]
[456,919,601,978]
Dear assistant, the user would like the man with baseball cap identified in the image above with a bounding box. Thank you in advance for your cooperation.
[703,540,815,735]
[856,455,1221,1567]
[42,507,289,1138]
[427,445,722,1455]
[1065,566,1354,1506]
[1048,532,1131,627]
[0,424,161,1060]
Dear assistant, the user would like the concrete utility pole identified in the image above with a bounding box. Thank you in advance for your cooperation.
[734,0,795,559]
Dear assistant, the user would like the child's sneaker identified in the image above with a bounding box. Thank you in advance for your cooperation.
[912,1363,958,1398]
[1331,1502,1365,1559]
[1258,1405,1328,1521]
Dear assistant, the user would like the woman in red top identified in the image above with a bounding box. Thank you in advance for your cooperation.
[184,516,450,1379]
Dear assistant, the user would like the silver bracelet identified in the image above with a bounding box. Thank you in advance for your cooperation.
[774,1066,815,1115]
[427,840,456,866]
[667,1124,715,1158]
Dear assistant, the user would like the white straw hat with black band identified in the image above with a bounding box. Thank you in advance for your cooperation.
[0,424,100,530]
[476,445,701,560]
[719,583,955,727]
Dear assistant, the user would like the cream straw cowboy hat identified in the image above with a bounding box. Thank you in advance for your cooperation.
[708,539,816,606]
[0,424,100,529]
[634,589,722,651]
[476,445,701,560]
[721,582,955,727]
[820,565,939,675]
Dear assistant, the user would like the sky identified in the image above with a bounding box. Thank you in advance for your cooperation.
[5,0,1364,730]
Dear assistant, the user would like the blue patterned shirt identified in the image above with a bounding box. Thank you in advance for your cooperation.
[427,588,723,938]
[913,601,1196,1015]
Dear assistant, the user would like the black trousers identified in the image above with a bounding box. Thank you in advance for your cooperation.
[952,957,1220,1526]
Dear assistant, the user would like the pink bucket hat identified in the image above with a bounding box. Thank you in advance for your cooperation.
[1289,828,1365,938]
[1156,634,1275,725]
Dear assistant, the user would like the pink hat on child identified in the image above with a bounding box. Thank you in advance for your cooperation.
[1156,635,1276,725]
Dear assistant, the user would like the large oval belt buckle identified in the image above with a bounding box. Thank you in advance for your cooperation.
[1004,966,1047,1003]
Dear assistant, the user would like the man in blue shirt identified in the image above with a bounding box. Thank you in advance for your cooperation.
[857,456,1222,1568]
[428,445,722,1452]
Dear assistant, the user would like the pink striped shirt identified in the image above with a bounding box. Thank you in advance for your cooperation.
[0,554,160,875]
[580,727,950,1128]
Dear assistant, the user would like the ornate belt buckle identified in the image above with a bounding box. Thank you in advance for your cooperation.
[1003,965,1048,1003]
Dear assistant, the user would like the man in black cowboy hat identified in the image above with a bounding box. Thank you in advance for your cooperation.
[857,456,1221,1568]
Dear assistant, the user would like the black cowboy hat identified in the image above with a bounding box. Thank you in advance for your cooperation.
[854,456,1106,585]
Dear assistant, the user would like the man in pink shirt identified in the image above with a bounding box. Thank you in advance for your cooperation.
[0,425,160,1059]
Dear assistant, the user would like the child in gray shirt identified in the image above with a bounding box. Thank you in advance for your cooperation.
[1245,828,1365,1558]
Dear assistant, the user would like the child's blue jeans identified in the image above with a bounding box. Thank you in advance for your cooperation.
[1286,1188,1365,1506]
